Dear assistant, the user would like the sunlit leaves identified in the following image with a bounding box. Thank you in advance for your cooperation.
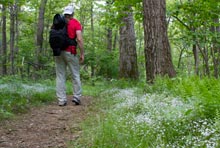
[99,0,142,29]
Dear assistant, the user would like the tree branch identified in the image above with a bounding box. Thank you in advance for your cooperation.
[171,15,191,30]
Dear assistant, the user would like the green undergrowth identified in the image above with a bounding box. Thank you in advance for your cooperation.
[1,76,220,147]
[148,76,220,119]
[0,76,55,119]
[0,76,113,120]
[70,76,220,148]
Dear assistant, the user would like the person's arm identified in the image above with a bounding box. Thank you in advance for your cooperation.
[76,30,84,63]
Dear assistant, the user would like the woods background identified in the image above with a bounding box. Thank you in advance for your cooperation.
[0,0,220,82]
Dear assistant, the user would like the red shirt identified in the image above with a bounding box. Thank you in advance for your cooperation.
[65,18,82,54]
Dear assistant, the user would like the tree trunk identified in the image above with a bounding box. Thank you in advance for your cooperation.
[15,1,19,55]
[106,0,113,52]
[90,1,95,77]
[193,44,199,75]
[107,29,113,51]
[9,4,16,75]
[203,47,210,77]
[143,0,176,83]
[119,6,139,79]
[15,2,20,75]
[177,47,184,69]
[113,30,118,50]
[1,5,7,75]
[36,0,47,68]
[210,18,220,78]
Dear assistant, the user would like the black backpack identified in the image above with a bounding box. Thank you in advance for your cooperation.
[49,14,77,56]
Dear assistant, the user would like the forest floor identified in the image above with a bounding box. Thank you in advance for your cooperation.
[0,96,92,148]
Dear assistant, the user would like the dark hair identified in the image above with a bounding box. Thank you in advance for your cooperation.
[64,13,74,17]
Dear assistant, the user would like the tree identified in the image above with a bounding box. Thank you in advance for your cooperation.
[9,3,16,74]
[168,0,220,77]
[210,18,220,78]
[106,0,113,52]
[90,0,95,77]
[36,0,47,69]
[119,5,139,79]
[1,4,7,75]
[143,0,176,83]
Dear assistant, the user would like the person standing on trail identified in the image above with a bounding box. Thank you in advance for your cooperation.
[55,5,84,106]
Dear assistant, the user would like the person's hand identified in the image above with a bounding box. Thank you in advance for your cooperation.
[80,54,84,64]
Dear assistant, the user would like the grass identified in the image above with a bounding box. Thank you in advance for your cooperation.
[71,76,220,148]
[0,76,56,119]
[1,76,220,147]
[0,76,111,120]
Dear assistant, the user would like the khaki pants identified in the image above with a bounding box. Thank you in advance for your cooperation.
[55,51,82,103]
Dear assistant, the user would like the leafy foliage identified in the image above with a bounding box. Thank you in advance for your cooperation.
[71,77,220,147]
[149,76,220,119]
[167,0,220,77]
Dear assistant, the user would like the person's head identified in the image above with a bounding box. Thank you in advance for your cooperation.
[63,6,74,21]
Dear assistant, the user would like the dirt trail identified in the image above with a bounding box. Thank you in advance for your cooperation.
[0,96,92,148]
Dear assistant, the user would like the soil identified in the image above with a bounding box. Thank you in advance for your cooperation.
[0,96,92,148]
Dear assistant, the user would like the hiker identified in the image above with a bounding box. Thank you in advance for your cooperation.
[55,5,84,106]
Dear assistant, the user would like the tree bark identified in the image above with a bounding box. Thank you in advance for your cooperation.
[36,0,47,68]
[9,4,16,75]
[107,29,113,51]
[192,43,199,75]
[143,0,176,83]
[15,1,19,55]
[1,5,7,75]
[90,1,95,77]
[177,47,184,69]
[119,6,139,79]
[210,18,220,78]
[113,30,118,50]
[106,0,113,52]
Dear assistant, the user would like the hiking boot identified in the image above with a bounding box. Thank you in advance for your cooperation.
[72,97,81,105]
[58,101,67,106]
